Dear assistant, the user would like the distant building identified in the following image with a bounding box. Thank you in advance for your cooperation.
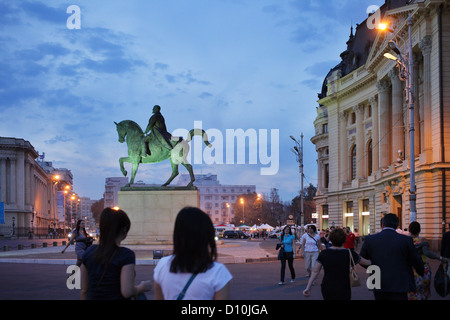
[175,173,256,224]
[79,196,97,230]
[104,177,129,208]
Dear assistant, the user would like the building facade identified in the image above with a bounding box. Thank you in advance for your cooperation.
[104,177,129,209]
[311,0,450,249]
[0,137,58,236]
[175,173,256,224]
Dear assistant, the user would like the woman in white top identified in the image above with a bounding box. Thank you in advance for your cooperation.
[153,207,232,300]
[299,225,322,277]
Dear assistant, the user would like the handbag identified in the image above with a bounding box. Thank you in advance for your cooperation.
[434,260,449,297]
[348,249,361,287]
[84,237,94,248]
[276,243,282,250]
[177,273,198,300]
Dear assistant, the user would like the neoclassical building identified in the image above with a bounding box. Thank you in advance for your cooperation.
[0,137,70,236]
[311,0,449,249]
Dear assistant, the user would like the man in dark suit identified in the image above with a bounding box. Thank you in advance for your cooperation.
[360,213,424,300]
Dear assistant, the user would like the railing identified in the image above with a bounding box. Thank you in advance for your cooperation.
[0,226,68,239]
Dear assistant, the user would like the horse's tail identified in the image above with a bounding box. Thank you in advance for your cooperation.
[186,129,212,148]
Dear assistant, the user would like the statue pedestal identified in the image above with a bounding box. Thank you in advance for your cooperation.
[118,187,199,245]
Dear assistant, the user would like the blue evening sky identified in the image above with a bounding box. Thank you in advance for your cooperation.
[0,0,384,202]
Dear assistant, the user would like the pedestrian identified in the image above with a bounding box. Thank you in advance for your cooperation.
[299,225,321,277]
[319,230,330,249]
[354,228,360,248]
[61,219,91,267]
[278,226,296,285]
[303,228,371,300]
[360,213,424,300]
[80,207,152,300]
[153,207,232,300]
[344,227,356,252]
[441,223,450,261]
[407,221,442,300]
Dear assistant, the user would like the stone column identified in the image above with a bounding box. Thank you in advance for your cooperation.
[16,153,25,209]
[419,35,432,157]
[355,104,365,179]
[0,159,6,202]
[339,110,349,182]
[389,68,404,162]
[9,157,16,205]
[377,79,391,168]
[369,96,379,173]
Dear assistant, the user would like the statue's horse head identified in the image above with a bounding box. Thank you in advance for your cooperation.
[114,121,127,143]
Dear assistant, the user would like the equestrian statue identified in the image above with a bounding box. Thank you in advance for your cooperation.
[114,105,211,187]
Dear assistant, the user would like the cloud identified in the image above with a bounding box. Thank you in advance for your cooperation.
[44,135,73,145]
[20,1,67,25]
[80,57,144,74]
[199,92,213,99]
[154,62,169,70]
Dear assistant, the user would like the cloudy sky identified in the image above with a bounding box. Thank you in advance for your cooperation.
[0,0,384,202]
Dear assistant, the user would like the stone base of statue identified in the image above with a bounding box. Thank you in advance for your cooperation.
[118,186,199,245]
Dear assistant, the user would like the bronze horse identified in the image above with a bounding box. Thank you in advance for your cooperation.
[115,120,211,187]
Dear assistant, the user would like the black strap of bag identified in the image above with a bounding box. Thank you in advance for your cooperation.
[177,273,198,300]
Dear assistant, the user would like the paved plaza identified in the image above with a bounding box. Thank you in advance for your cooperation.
[0,237,448,302]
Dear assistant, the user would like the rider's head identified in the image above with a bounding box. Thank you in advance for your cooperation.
[153,105,161,113]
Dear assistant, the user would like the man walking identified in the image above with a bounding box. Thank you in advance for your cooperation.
[360,213,424,300]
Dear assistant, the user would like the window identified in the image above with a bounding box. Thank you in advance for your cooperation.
[322,123,328,134]
[351,145,356,180]
[346,201,353,213]
[324,164,329,188]
[351,112,356,124]
[367,140,373,176]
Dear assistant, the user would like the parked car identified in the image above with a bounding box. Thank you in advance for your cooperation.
[223,230,249,239]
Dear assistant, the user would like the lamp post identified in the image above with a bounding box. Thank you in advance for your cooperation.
[52,174,61,238]
[380,14,416,223]
[240,197,245,224]
[290,133,304,225]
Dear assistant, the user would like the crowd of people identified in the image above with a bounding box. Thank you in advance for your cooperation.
[299,214,449,300]
[68,206,450,300]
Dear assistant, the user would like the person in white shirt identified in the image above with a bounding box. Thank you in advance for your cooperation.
[153,207,232,300]
[299,225,322,277]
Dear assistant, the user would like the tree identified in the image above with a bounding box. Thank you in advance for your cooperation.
[90,198,104,224]
[291,183,317,224]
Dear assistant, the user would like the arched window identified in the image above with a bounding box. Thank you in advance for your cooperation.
[351,145,356,180]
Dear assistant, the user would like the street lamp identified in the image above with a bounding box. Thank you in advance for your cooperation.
[52,174,61,238]
[290,133,304,225]
[240,197,245,224]
[379,15,416,223]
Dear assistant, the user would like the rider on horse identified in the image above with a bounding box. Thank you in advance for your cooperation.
[142,105,180,156]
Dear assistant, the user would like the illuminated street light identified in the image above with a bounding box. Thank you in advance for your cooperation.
[240,198,245,224]
[379,15,417,223]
